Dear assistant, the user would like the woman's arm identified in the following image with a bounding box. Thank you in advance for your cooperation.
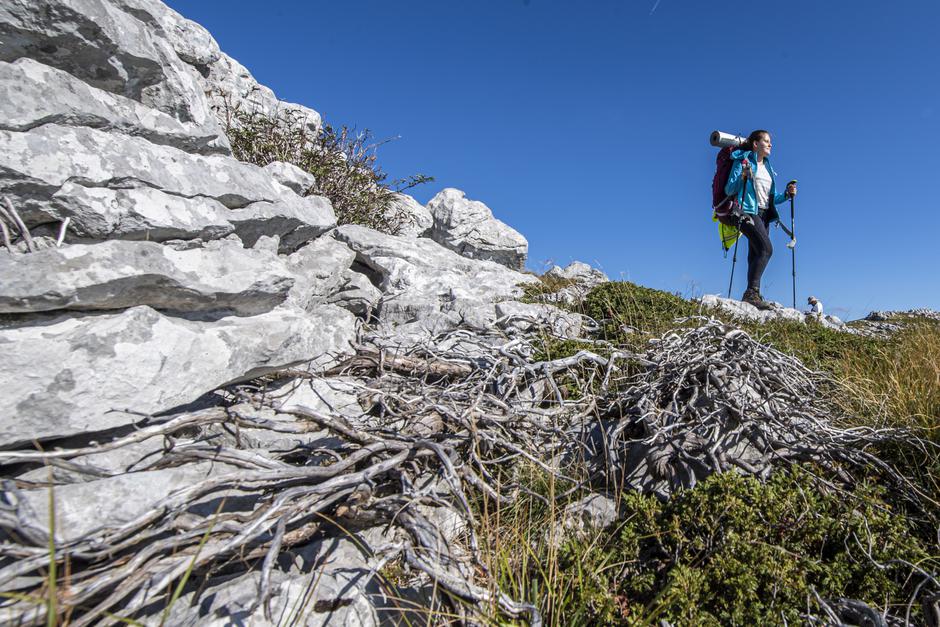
[773,181,796,206]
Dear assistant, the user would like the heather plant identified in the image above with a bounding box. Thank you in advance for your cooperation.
[214,90,432,234]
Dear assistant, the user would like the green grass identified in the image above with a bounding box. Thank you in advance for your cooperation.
[477,468,937,626]
[498,281,940,625]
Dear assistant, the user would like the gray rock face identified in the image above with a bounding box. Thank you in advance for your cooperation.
[387,192,433,237]
[203,52,322,135]
[0,0,221,132]
[283,237,356,312]
[263,160,317,195]
[0,58,227,154]
[0,238,296,316]
[49,182,236,242]
[333,224,537,328]
[0,124,335,245]
[0,304,357,446]
[427,188,528,270]
[17,463,232,543]
[0,124,281,216]
[228,194,335,253]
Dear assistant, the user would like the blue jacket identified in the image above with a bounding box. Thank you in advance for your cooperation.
[724,149,789,217]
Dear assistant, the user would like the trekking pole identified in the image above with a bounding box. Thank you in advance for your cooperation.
[788,179,797,309]
[727,232,740,298]
[727,163,750,299]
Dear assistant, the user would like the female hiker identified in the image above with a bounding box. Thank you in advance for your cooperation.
[724,130,797,309]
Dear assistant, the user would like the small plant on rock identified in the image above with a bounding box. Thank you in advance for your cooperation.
[214,89,433,235]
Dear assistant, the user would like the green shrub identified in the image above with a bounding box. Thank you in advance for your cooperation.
[582,282,699,350]
[215,91,432,234]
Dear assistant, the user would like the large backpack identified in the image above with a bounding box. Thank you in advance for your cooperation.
[711,145,746,226]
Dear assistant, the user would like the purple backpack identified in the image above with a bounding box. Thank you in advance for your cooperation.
[711,146,747,226]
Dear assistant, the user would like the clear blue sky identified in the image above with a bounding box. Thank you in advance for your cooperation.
[165,0,939,321]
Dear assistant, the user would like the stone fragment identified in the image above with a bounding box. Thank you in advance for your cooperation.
[427,188,527,270]
[548,494,618,546]
[327,269,382,318]
[0,304,357,447]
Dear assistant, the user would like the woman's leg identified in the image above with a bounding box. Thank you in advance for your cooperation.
[739,214,773,292]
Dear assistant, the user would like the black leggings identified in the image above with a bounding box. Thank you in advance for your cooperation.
[739,210,773,291]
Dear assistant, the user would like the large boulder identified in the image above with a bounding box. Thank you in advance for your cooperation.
[46,183,236,242]
[0,124,335,246]
[0,0,222,134]
[0,304,357,447]
[332,224,537,329]
[426,188,528,270]
[0,58,226,154]
[386,192,433,238]
[0,238,297,316]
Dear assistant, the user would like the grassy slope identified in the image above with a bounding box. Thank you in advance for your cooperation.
[483,281,940,626]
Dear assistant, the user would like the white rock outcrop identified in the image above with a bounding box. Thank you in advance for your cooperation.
[1,305,356,446]
[333,224,537,331]
[427,188,528,270]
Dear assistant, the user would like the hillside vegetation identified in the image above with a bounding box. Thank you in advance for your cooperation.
[484,281,940,625]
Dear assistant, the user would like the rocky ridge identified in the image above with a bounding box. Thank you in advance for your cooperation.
[0,2,932,626]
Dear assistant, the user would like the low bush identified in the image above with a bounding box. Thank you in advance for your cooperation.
[215,91,432,234]
[477,467,936,626]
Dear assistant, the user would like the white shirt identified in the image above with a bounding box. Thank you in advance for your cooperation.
[753,161,773,209]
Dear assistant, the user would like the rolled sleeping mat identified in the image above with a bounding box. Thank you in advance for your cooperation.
[710,130,747,148]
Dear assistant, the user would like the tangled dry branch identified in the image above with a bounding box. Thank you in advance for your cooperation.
[0,317,936,625]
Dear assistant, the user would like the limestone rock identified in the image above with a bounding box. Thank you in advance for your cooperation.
[495,300,583,339]
[228,194,335,253]
[112,0,222,68]
[427,188,527,270]
[0,0,221,133]
[328,269,382,318]
[333,224,537,329]
[204,53,322,135]
[0,238,296,316]
[0,125,335,246]
[699,293,806,325]
[263,160,317,195]
[386,192,433,237]
[49,182,235,242]
[0,304,357,447]
[559,494,617,537]
[271,377,365,420]
[15,463,234,543]
[283,237,357,312]
[0,58,227,154]
[546,260,609,285]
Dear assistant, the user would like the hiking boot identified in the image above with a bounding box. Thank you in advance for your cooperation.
[742,288,772,310]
